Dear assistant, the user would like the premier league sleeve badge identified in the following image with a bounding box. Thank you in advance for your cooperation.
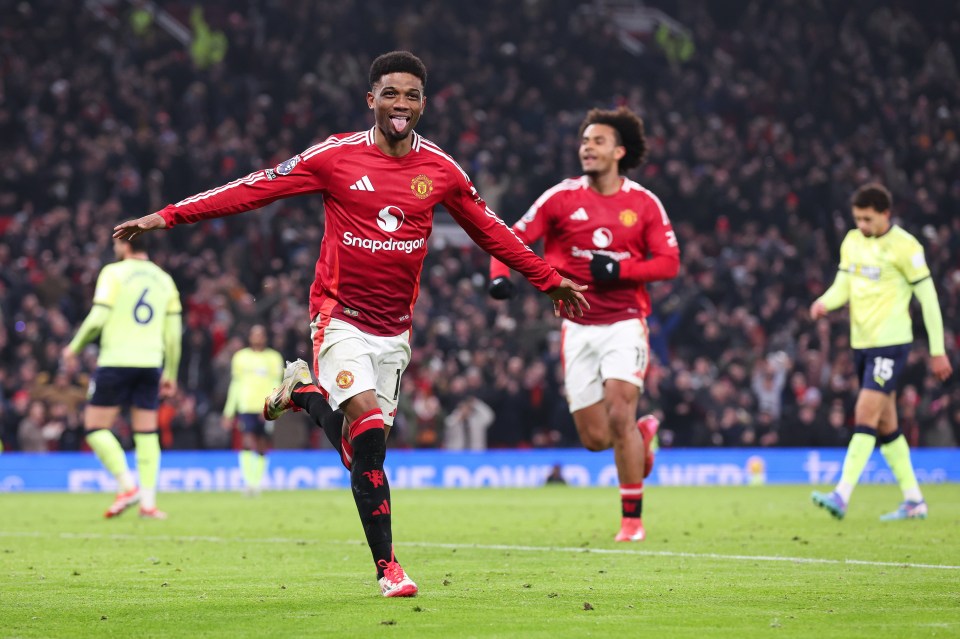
[276,155,301,175]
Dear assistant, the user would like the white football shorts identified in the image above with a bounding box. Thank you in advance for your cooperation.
[310,316,411,426]
[561,318,649,412]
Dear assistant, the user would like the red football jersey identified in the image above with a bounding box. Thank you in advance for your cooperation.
[158,128,562,336]
[491,176,680,325]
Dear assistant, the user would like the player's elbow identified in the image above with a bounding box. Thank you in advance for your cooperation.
[650,255,680,281]
[664,255,680,279]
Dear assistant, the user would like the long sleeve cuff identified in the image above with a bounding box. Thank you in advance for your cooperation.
[490,257,511,280]
[619,253,680,283]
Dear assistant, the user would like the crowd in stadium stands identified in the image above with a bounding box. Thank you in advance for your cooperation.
[1,0,958,453]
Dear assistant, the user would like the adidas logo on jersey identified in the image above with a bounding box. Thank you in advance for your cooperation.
[570,207,589,220]
[350,175,375,191]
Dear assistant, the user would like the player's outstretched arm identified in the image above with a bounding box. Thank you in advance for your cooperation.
[547,278,590,318]
[113,213,167,240]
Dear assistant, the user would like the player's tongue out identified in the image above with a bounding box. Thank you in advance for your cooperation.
[390,116,408,133]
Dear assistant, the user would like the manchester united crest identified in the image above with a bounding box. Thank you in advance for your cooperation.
[619,209,638,227]
[411,174,434,200]
[336,370,355,389]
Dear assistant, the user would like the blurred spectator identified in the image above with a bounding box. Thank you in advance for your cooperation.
[545,464,567,485]
[444,395,495,451]
[410,385,443,448]
[18,401,48,452]
[167,393,204,449]
[30,370,88,416]
[751,354,788,420]
[55,403,85,451]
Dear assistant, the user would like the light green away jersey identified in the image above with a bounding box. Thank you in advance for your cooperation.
[89,259,182,367]
[834,225,930,349]
[223,348,284,417]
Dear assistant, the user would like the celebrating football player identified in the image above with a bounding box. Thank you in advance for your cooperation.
[114,51,588,597]
[489,106,680,542]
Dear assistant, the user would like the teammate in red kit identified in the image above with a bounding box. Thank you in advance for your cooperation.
[114,51,588,597]
[489,106,679,542]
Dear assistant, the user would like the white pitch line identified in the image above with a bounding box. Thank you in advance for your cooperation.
[398,541,960,570]
[2,531,958,571]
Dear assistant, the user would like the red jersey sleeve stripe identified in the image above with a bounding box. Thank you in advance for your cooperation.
[301,131,368,161]
[624,179,672,225]
[525,178,586,214]
[483,205,536,254]
[418,138,472,182]
[174,171,269,208]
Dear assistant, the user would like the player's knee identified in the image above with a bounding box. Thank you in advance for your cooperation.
[606,405,633,435]
[854,391,888,425]
[852,412,880,431]
[579,429,609,451]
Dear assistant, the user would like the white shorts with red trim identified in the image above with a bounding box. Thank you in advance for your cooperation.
[561,318,649,413]
[309,316,410,426]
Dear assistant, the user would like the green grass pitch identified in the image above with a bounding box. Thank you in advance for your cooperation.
[2,485,959,638]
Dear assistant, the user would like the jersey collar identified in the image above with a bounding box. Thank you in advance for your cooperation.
[366,126,422,151]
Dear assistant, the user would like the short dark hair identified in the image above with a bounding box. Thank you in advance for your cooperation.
[369,51,427,90]
[850,183,892,212]
[578,106,648,172]
[125,233,152,254]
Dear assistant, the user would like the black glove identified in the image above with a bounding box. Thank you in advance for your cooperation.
[590,253,620,281]
[488,276,516,300]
